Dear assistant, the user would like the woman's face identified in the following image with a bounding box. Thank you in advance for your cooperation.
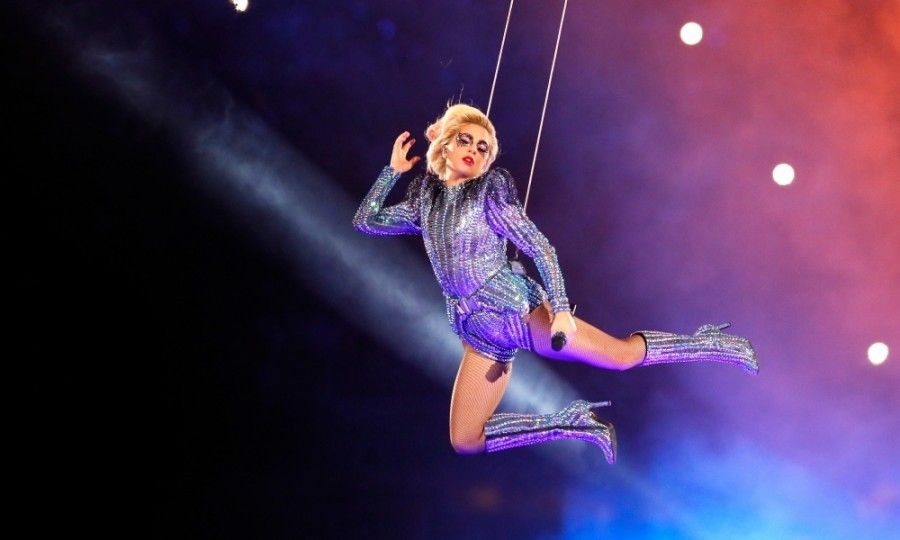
[443,123,493,182]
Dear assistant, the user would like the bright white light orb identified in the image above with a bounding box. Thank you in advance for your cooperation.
[772,163,795,186]
[680,22,703,46]
[868,342,889,366]
[232,0,248,12]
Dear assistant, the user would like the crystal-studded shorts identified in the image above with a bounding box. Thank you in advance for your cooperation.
[446,266,548,363]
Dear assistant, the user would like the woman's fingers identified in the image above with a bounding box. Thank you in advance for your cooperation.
[390,131,421,172]
[399,138,415,158]
[394,131,409,148]
[396,132,414,147]
[392,132,409,157]
[549,312,577,340]
[393,132,416,156]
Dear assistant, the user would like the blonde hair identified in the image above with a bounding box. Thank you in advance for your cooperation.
[424,103,499,178]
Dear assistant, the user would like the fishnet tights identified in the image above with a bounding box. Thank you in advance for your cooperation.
[448,343,512,454]
[526,301,646,370]
[448,302,645,454]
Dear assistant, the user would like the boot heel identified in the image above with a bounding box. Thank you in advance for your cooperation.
[696,322,731,334]
[562,418,617,464]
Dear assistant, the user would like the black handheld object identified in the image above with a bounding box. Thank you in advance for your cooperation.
[551,331,567,351]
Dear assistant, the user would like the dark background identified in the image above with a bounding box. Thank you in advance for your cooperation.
[13,1,899,538]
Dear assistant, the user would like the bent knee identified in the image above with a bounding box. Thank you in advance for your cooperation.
[610,352,643,370]
[612,335,646,370]
[449,429,485,455]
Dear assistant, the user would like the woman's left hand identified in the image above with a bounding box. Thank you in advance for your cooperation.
[550,310,577,342]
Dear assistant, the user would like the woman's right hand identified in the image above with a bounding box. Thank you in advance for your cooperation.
[390,131,422,174]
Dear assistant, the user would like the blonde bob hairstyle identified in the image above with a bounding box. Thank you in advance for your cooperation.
[424,103,499,179]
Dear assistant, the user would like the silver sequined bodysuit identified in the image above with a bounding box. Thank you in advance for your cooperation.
[353,166,570,362]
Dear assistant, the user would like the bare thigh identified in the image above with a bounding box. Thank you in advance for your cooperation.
[526,301,644,370]
[448,342,513,454]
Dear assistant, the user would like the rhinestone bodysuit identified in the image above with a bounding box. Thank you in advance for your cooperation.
[353,166,570,362]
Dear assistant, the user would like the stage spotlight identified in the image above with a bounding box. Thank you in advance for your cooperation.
[231,0,248,12]
[772,163,795,186]
[680,22,703,46]
[868,342,889,366]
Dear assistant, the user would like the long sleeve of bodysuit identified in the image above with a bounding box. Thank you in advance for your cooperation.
[352,165,422,235]
[484,169,570,313]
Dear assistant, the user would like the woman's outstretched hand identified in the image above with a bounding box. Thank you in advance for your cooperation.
[390,131,422,174]
[550,311,577,351]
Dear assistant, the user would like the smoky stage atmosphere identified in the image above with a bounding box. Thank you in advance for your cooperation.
[15,1,900,538]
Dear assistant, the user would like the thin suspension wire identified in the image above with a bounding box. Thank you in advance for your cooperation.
[522,0,568,213]
[487,0,571,310]
[486,0,515,118]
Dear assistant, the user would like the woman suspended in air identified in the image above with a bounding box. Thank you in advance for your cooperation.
[352,104,758,464]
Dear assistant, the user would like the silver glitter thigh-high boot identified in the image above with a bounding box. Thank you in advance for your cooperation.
[484,400,617,464]
[631,322,759,374]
